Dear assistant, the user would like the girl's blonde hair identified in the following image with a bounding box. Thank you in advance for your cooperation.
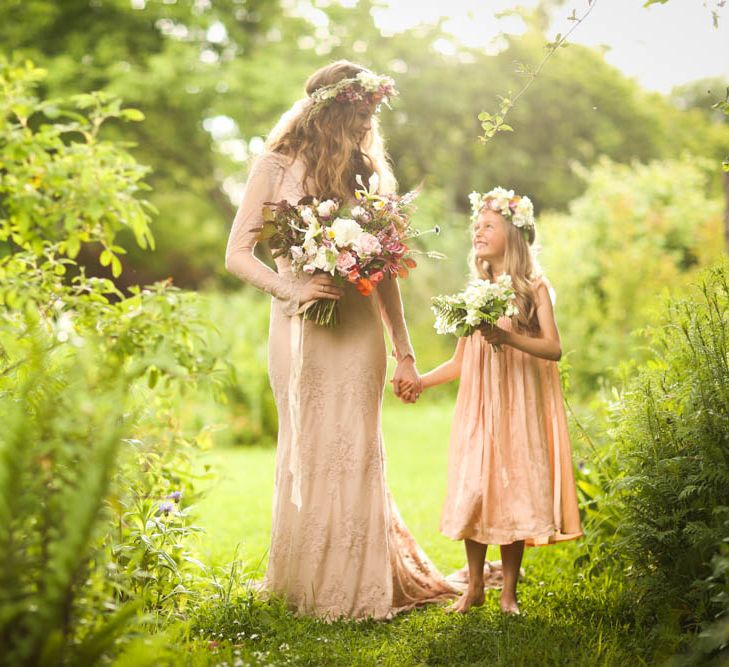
[265,60,396,199]
[469,211,544,335]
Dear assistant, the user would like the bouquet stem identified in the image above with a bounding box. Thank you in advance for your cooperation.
[304,298,340,327]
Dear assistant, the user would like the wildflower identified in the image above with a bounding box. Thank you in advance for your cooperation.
[158,501,175,515]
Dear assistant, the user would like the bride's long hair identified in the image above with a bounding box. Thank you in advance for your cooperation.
[265,60,396,199]
[469,213,544,335]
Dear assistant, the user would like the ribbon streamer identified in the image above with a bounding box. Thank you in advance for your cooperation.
[288,312,305,509]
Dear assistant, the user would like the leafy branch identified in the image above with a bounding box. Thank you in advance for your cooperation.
[478,0,599,143]
[644,0,725,29]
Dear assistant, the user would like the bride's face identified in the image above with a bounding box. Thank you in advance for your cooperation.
[472,209,507,260]
[352,102,376,144]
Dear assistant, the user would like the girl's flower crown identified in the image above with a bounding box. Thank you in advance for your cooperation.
[469,187,536,231]
[307,71,398,121]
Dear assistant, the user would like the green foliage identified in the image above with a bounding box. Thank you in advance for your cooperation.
[0,331,138,666]
[4,1,728,287]
[0,59,221,664]
[187,291,277,447]
[605,262,729,643]
[539,155,725,397]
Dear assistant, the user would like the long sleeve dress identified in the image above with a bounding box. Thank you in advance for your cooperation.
[225,151,456,620]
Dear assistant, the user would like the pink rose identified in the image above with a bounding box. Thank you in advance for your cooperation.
[336,251,357,276]
[369,270,385,285]
[352,232,382,257]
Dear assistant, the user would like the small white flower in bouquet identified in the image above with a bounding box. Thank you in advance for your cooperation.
[431,274,518,349]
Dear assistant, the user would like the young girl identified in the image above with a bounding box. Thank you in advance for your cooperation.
[404,188,583,615]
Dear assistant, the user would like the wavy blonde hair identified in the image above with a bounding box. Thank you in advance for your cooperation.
[469,211,544,335]
[265,60,396,200]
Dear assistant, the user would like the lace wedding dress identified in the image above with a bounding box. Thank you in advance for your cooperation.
[225,151,456,619]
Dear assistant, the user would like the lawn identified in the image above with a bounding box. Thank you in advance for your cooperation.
[163,395,662,666]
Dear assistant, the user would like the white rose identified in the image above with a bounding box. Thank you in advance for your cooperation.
[317,200,337,218]
[330,217,363,246]
[351,206,367,220]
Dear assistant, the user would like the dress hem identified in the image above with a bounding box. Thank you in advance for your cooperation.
[440,524,584,547]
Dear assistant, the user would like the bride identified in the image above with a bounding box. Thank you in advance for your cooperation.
[225,60,456,619]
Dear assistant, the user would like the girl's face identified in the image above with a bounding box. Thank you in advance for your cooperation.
[472,208,507,261]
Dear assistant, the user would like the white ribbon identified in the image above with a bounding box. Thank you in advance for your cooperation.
[288,312,305,510]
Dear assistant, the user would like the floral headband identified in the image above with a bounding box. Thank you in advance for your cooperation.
[469,187,536,231]
[307,71,398,121]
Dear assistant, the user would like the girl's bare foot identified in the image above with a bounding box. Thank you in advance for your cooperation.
[445,588,485,614]
[499,592,520,615]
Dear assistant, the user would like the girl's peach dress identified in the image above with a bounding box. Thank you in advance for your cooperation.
[440,277,583,547]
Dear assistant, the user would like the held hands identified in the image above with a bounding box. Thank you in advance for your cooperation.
[398,377,423,403]
[299,273,344,303]
[390,357,423,404]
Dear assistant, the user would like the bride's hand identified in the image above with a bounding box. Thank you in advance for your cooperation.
[299,273,344,303]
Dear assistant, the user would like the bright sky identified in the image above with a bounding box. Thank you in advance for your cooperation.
[368,0,729,93]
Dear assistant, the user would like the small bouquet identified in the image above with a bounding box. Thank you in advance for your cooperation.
[259,173,442,326]
[431,274,518,348]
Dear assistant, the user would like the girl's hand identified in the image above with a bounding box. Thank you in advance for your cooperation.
[479,323,510,346]
[300,273,344,303]
[398,376,423,403]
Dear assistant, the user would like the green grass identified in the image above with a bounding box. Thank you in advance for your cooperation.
[147,395,664,666]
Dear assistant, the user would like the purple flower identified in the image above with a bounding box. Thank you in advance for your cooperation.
[158,501,175,515]
[166,490,183,503]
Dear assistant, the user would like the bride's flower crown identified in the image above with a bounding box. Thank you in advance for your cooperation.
[307,71,398,121]
[469,187,536,231]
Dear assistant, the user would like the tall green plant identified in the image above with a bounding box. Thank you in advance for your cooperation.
[608,262,729,636]
[0,57,221,665]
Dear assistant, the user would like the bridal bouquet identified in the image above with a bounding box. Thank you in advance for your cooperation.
[259,174,442,326]
[431,274,518,346]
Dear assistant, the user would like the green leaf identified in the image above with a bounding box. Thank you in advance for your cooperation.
[258,221,276,241]
[120,108,145,122]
